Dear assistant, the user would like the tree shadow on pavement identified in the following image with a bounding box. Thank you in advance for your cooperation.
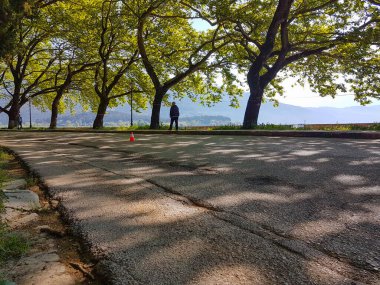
[0,132,379,284]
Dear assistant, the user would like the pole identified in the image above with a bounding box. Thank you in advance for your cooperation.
[29,98,32,128]
[130,84,133,127]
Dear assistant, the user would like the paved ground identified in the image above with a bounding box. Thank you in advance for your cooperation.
[1,131,379,285]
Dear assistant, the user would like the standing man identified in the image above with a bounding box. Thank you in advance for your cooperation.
[169,102,179,131]
[17,115,23,130]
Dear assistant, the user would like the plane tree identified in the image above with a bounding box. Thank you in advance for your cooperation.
[211,0,380,128]
[18,0,152,129]
[0,13,58,128]
[34,1,100,129]
[122,0,242,129]
[91,0,145,129]
[31,42,98,129]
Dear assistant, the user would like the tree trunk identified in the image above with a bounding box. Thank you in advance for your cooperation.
[49,92,63,129]
[242,64,264,129]
[242,86,264,129]
[93,98,109,129]
[149,90,165,129]
[8,104,19,129]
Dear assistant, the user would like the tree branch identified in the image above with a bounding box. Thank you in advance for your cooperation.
[289,0,338,23]
[137,18,161,89]
[235,22,262,51]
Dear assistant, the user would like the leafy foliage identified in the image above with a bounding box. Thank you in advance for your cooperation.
[0,0,379,128]
[210,0,380,127]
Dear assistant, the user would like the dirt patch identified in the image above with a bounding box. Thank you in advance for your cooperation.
[1,152,100,284]
[245,175,306,190]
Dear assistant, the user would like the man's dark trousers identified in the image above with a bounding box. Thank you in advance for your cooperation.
[169,117,178,131]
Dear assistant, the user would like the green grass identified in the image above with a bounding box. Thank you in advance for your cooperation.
[25,177,38,188]
[103,124,152,131]
[0,171,8,193]
[0,225,29,263]
[0,151,10,213]
[0,191,4,214]
[209,123,298,130]
[0,152,12,172]
[3,123,380,132]
[207,123,380,131]
[305,123,380,131]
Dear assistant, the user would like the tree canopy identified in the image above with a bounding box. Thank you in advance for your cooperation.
[0,0,378,129]
[219,0,380,127]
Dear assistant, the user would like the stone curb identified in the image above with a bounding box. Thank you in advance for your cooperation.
[1,129,380,139]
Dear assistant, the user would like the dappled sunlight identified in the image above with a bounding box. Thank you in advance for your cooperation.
[98,146,113,149]
[313,158,331,163]
[205,166,235,173]
[289,165,317,172]
[173,141,206,146]
[304,260,351,285]
[108,177,146,186]
[236,154,264,159]
[290,150,324,156]
[193,264,267,285]
[1,132,379,284]
[76,168,109,175]
[254,155,296,163]
[36,160,63,165]
[123,166,166,175]
[101,140,120,143]
[208,193,279,206]
[208,191,313,206]
[290,219,347,241]
[348,158,380,166]
[235,153,297,163]
[141,170,194,178]
[207,148,244,155]
[334,174,368,186]
[347,186,380,195]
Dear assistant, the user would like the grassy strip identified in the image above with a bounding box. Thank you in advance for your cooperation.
[1,123,380,131]
[0,152,10,213]
[0,150,28,267]
[210,123,380,131]
[305,124,380,131]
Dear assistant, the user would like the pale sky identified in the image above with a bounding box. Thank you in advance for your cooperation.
[277,79,380,108]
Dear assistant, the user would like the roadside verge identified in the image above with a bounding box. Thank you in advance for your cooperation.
[1,129,380,139]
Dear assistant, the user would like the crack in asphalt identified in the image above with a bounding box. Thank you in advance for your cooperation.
[50,142,377,283]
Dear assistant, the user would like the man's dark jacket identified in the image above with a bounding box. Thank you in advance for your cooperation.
[170,105,180,117]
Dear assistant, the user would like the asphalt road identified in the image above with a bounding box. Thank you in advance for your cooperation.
[1,131,379,285]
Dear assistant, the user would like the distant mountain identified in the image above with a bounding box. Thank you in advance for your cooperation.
[106,93,380,125]
[0,93,379,127]
[258,104,380,125]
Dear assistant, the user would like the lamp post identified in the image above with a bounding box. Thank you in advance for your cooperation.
[130,84,133,127]
[29,97,32,129]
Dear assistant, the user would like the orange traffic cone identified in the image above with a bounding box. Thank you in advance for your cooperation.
[130,132,135,142]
